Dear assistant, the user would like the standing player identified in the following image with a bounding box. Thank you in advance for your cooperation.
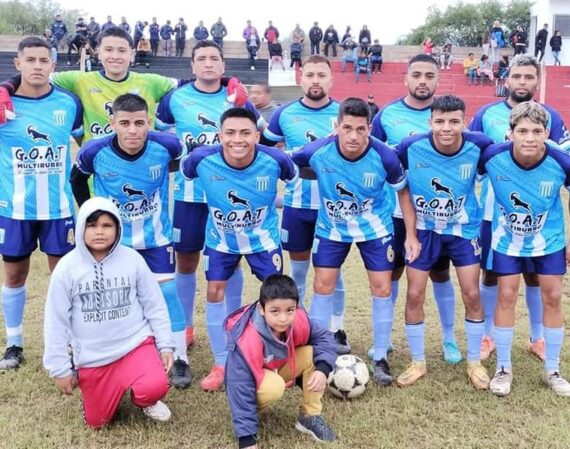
[292,98,420,385]
[180,108,295,391]
[71,94,191,389]
[481,102,570,397]
[469,54,570,361]
[371,54,461,364]
[0,37,83,369]
[262,55,350,354]
[395,96,492,389]
[156,40,264,351]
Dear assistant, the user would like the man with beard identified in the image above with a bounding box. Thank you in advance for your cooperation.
[469,55,570,363]
[370,54,462,366]
[262,55,350,356]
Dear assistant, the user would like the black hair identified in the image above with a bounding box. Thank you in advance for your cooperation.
[431,95,465,114]
[338,97,371,124]
[85,210,120,230]
[191,40,224,61]
[18,36,51,54]
[408,53,439,69]
[259,274,299,306]
[220,107,257,126]
[112,93,148,114]
[96,26,134,48]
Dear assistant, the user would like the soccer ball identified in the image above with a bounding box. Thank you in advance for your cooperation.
[327,354,369,399]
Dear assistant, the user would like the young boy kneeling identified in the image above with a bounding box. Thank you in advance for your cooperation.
[225,275,337,448]
[43,197,175,427]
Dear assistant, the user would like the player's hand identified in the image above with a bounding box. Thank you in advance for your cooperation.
[226,77,248,107]
[405,235,421,263]
[55,374,77,395]
[0,87,15,125]
[307,370,327,392]
[161,351,174,374]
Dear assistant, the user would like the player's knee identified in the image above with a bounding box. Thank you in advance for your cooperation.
[406,286,425,309]
[206,282,226,302]
[497,288,518,308]
[541,287,561,310]
[132,376,169,406]
[370,282,391,298]
[461,285,482,312]
[313,277,335,295]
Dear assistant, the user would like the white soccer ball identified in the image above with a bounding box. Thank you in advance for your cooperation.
[327,354,369,399]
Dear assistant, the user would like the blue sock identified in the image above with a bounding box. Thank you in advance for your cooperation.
[225,267,244,316]
[465,319,484,362]
[373,296,393,361]
[493,326,514,370]
[206,301,227,366]
[544,326,564,372]
[159,280,187,361]
[331,272,346,332]
[525,286,543,342]
[309,293,333,330]
[290,260,310,307]
[2,285,26,347]
[405,322,425,361]
[175,272,196,327]
[480,283,498,337]
[391,280,399,306]
[432,280,456,343]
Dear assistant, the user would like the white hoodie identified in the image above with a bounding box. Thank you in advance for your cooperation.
[43,197,174,378]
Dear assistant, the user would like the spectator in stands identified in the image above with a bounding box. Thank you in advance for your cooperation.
[482,30,491,57]
[340,34,358,72]
[491,20,505,49]
[534,23,548,62]
[496,54,509,78]
[290,38,303,70]
[149,18,160,57]
[309,22,323,55]
[119,17,131,35]
[244,22,260,70]
[210,17,227,48]
[359,25,371,52]
[194,20,209,43]
[101,16,115,33]
[43,28,58,63]
[243,20,259,47]
[87,17,100,50]
[341,26,352,44]
[354,48,371,82]
[249,83,278,122]
[75,18,88,38]
[422,37,434,55]
[368,39,383,73]
[323,25,339,57]
[290,24,306,47]
[51,14,68,52]
[269,39,285,71]
[174,18,188,57]
[264,20,280,53]
[160,20,174,56]
[67,32,87,66]
[134,20,148,51]
[477,54,494,81]
[367,94,379,117]
[511,25,527,55]
[136,36,151,67]
[463,52,478,84]
[439,43,453,70]
[550,30,562,66]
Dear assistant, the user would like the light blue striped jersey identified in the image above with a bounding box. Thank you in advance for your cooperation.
[480,142,570,257]
[180,144,295,254]
[292,135,407,242]
[469,100,570,220]
[156,82,264,203]
[398,131,493,239]
[0,86,83,220]
[75,132,183,250]
[263,98,339,209]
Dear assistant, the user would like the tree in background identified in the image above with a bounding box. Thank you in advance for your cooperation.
[404,0,531,47]
[0,0,83,35]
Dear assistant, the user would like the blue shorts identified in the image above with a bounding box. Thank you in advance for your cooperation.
[408,230,480,272]
[312,235,395,271]
[172,201,208,253]
[138,244,175,275]
[492,248,566,276]
[479,220,493,271]
[0,216,75,260]
[281,206,317,252]
[204,246,283,281]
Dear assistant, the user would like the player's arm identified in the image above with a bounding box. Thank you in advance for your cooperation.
[290,145,316,180]
[307,311,336,391]
[259,106,286,146]
[70,145,98,207]
[398,187,420,263]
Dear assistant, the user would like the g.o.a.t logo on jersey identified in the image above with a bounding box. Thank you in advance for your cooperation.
[498,192,546,237]
[12,125,65,176]
[90,102,114,137]
[112,183,160,222]
[211,189,268,234]
[414,178,466,224]
[182,113,221,149]
[323,183,372,223]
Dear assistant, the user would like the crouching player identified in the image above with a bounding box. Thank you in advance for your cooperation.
[292,98,420,386]
[225,274,337,447]
[396,95,492,389]
[43,197,175,427]
[482,102,570,397]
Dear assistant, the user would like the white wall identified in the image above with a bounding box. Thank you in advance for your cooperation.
[531,0,570,65]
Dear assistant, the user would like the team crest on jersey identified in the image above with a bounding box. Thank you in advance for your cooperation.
[459,164,473,180]
[27,125,52,144]
[210,189,267,234]
[227,190,251,209]
[305,130,318,142]
[323,183,372,222]
[197,113,218,129]
[53,110,66,126]
[539,182,553,198]
[256,176,269,191]
[363,172,376,188]
[510,192,532,213]
[149,164,162,180]
[498,192,546,237]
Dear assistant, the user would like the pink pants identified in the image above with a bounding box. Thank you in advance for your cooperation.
[77,337,169,428]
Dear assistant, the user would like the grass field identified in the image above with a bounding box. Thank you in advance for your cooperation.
[2,248,570,449]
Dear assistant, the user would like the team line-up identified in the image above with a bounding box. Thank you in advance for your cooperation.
[1,26,570,448]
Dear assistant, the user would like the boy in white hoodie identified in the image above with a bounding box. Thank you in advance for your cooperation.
[43,197,175,428]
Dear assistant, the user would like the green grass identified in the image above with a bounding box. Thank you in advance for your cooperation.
[2,249,570,449]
